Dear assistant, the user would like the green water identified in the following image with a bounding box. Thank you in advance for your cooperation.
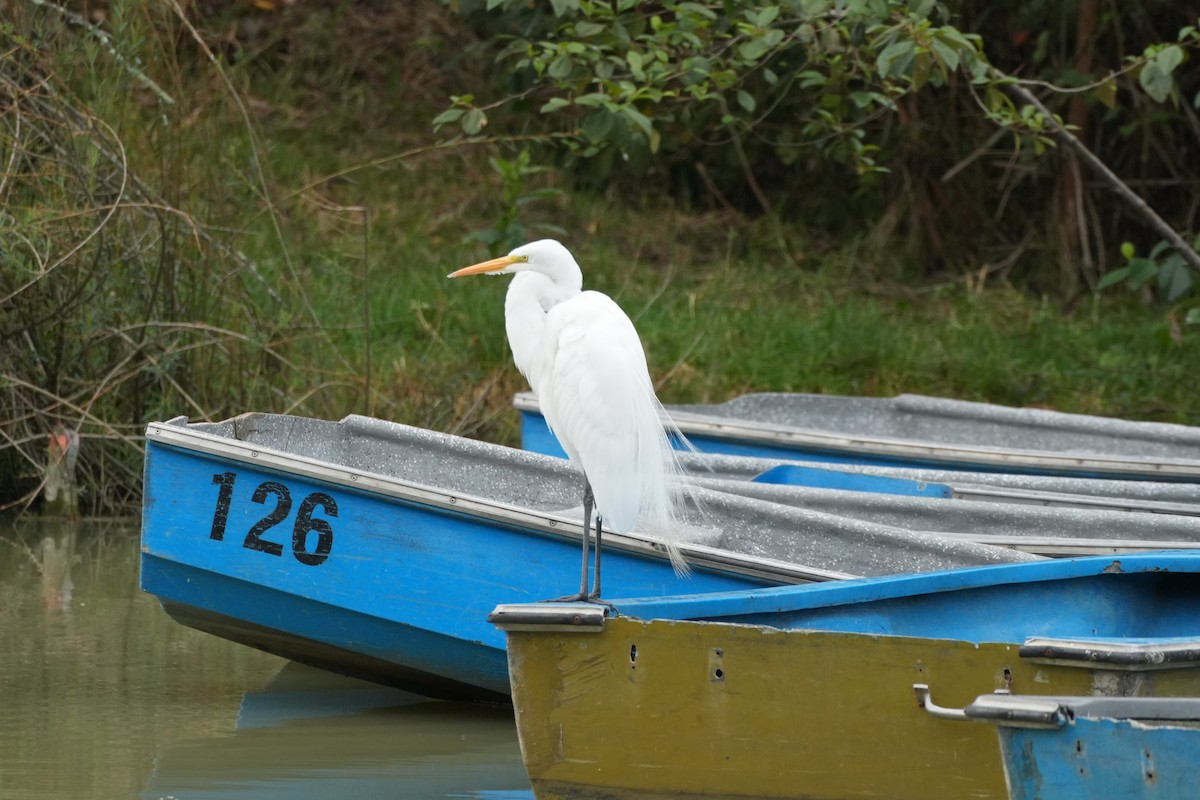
[0,519,531,799]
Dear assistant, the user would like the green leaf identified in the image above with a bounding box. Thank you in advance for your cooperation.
[1158,254,1193,302]
[516,188,565,206]
[1186,307,1200,325]
[736,90,756,112]
[763,28,784,48]
[819,26,841,53]
[1127,257,1158,288]
[1120,241,1136,261]
[540,97,571,113]
[548,54,575,80]
[679,2,718,20]
[1097,267,1131,290]
[574,92,611,107]
[462,109,487,135]
[431,108,464,127]
[738,39,770,62]
[798,70,826,89]
[711,69,738,90]
[969,55,991,83]
[548,0,578,17]
[1158,44,1185,75]
[627,50,645,81]
[930,38,960,72]
[1139,61,1172,103]
[913,52,932,90]
[753,6,780,27]
[848,91,874,109]
[582,110,614,142]
[575,21,605,37]
[1096,79,1118,109]
[620,105,654,135]
[876,40,916,79]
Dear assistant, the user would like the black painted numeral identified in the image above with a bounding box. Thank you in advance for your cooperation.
[210,471,236,540]
[293,492,337,566]
[243,481,292,556]
[208,472,338,566]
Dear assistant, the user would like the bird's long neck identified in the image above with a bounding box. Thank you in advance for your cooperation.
[504,271,578,390]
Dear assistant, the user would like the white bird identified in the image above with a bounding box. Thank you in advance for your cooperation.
[448,239,689,600]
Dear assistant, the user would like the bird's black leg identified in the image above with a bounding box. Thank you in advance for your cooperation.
[577,479,595,600]
[590,514,604,600]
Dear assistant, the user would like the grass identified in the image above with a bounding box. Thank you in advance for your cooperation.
[2,2,1197,515]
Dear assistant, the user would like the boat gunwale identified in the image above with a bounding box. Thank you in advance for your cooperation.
[919,532,1200,556]
[143,419,849,586]
[493,551,1200,624]
[513,392,1200,479]
[492,604,1200,666]
[966,693,1200,726]
[949,485,1200,517]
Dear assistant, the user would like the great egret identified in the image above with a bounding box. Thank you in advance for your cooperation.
[448,239,689,600]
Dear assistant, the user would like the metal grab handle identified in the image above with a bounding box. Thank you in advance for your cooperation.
[913,684,970,721]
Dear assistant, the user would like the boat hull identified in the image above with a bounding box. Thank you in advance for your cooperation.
[498,555,1200,799]
[142,410,1046,700]
[506,617,1200,800]
[963,694,1200,800]
[998,716,1200,800]
[140,438,770,701]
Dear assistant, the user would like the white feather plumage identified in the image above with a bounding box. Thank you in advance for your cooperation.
[452,239,689,580]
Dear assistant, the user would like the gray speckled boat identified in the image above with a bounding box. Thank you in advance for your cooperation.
[517,391,1200,481]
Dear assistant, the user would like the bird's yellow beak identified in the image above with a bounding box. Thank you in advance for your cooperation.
[447,254,521,278]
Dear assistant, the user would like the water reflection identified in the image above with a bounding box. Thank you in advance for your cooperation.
[0,518,531,800]
[145,664,530,800]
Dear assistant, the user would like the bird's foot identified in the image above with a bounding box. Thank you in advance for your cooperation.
[546,592,590,603]
[587,592,617,612]
[545,592,615,611]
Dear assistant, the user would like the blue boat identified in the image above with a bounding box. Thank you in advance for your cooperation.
[958,693,1200,800]
[516,391,1200,481]
[491,552,1200,800]
[139,413,1031,701]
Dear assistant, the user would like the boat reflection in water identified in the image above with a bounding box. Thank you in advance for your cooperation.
[141,663,533,800]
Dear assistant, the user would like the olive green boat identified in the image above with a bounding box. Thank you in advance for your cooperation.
[492,553,1200,800]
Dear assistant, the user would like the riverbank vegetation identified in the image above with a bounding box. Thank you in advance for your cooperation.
[2,1,1198,516]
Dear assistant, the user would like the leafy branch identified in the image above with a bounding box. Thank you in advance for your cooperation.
[438,1,1199,293]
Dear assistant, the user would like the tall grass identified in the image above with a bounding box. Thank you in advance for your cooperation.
[0,3,341,514]
[1,2,1196,517]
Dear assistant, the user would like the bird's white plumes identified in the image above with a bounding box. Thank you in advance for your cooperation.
[451,239,690,577]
